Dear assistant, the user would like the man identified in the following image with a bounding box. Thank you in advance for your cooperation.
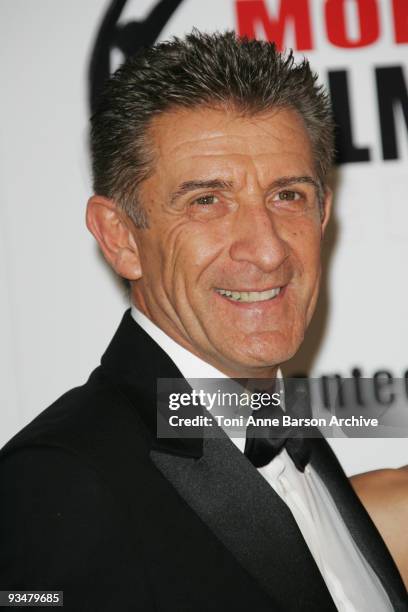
[0,31,406,611]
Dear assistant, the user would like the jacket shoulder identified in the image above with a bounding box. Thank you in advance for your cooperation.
[0,366,148,462]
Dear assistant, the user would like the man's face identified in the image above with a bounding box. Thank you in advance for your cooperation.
[131,106,330,377]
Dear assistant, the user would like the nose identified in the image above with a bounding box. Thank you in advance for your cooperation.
[228,204,289,273]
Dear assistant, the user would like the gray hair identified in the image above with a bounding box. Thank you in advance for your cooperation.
[91,30,335,228]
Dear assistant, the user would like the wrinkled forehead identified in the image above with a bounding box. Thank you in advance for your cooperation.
[145,105,316,191]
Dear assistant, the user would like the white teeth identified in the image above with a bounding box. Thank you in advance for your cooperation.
[216,287,281,302]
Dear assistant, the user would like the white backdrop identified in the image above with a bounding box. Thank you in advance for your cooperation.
[1,0,407,475]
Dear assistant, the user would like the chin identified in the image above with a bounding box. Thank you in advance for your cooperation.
[234,331,303,370]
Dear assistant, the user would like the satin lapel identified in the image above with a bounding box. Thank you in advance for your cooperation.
[151,432,337,612]
[101,313,406,609]
[310,437,408,610]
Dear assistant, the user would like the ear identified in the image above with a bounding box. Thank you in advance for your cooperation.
[320,188,332,238]
[86,195,142,281]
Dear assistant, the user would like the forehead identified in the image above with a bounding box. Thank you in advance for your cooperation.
[146,106,315,188]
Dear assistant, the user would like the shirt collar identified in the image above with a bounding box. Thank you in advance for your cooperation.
[131,305,228,380]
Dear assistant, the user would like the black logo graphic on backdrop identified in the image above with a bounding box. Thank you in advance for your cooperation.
[89,0,185,114]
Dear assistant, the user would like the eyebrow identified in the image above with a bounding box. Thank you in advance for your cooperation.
[170,179,233,205]
[267,176,319,191]
[169,175,319,206]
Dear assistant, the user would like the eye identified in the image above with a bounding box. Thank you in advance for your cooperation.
[193,194,219,206]
[273,190,301,201]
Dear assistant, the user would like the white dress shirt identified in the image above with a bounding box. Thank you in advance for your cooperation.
[131,305,392,611]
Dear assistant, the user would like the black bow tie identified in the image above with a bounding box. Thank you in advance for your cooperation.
[244,393,312,472]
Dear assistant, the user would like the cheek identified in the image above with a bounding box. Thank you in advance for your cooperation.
[288,223,322,286]
[137,230,165,274]
[171,222,226,281]
[300,241,323,318]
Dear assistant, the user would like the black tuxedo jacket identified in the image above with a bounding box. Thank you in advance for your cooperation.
[0,310,406,611]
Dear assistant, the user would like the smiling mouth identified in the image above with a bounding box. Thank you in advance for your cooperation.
[215,287,282,303]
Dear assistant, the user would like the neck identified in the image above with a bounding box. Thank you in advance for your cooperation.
[131,298,280,381]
